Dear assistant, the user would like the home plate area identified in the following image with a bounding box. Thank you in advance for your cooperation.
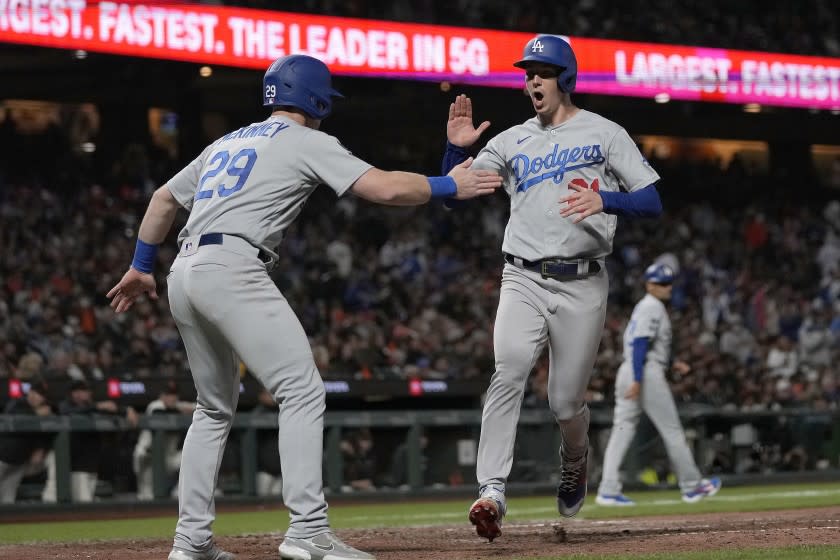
[3,507,839,560]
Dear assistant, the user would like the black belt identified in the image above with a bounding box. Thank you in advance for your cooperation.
[195,233,274,265]
[504,253,601,279]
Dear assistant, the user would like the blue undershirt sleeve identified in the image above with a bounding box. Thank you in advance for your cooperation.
[441,142,471,210]
[632,337,650,382]
[599,184,662,218]
[442,141,469,174]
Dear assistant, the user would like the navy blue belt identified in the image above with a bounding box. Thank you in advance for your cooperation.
[195,233,273,264]
[197,232,224,247]
[504,253,601,279]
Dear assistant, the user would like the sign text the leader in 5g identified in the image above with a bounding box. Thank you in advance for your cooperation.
[2,0,839,108]
[0,0,490,76]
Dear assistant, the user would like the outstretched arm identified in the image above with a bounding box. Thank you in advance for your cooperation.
[350,158,501,206]
[136,186,181,245]
[107,185,181,313]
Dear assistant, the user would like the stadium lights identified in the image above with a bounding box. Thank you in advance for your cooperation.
[199,66,213,78]
[743,103,761,113]
[654,92,670,104]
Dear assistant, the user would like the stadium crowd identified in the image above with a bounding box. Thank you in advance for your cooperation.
[0,122,839,417]
[221,0,840,57]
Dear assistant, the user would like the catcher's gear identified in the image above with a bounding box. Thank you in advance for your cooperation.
[263,54,343,119]
[514,34,578,93]
[644,263,676,284]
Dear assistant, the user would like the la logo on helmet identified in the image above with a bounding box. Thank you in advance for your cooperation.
[532,40,544,52]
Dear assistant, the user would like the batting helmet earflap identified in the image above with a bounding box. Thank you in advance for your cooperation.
[514,34,577,93]
[644,263,676,285]
[263,54,343,120]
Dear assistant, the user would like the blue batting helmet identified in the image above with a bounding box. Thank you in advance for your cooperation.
[514,35,577,93]
[263,54,343,120]
[644,263,676,285]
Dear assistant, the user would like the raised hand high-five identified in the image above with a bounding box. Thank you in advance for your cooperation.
[447,94,491,148]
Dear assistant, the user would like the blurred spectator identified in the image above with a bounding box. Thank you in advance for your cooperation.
[16,352,44,381]
[252,388,282,497]
[0,381,54,503]
[719,315,757,365]
[340,428,376,492]
[42,379,137,502]
[765,336,798,379]
[132,381,194,500]
[797,307,833,368]
[701,281,730,331]
[387,430,429,489]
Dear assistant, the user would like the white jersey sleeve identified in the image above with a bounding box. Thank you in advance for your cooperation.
[606,128,660,192]
[298,131,373,197]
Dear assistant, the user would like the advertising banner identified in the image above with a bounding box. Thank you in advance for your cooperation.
[2,1,839,109]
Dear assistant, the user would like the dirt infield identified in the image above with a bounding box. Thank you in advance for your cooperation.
[4,506,840,559]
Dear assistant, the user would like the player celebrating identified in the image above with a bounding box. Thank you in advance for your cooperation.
[443,35,663,541]
[107,54,501,560]
[596,263,722,507]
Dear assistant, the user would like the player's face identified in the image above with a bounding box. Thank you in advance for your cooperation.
[647,282,673,301]
[523,63,562,115]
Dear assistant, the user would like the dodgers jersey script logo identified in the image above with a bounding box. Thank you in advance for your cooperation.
[510,143,605,192]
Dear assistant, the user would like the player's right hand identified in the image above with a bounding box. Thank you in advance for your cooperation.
[447,94,490,148]
[107,267,158,313]
[624,381,641,400]
[448,157,503,200]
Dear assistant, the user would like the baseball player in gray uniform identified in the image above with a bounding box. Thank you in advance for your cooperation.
[107,54,501,560]
[596,263,722,506]
[442,35,663,541]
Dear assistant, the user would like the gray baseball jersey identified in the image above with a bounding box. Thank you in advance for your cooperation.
[623,294,671,367]
[166,115,372,249]
[164,115,372,551]
[473,110,660,260]
[475,109,659,501]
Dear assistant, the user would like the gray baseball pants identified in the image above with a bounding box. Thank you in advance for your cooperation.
[167,235,329,553]
[477,263,608,490]
[598,362,701,496]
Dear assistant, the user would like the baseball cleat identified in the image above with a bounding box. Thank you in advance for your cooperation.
[595,493,636,506]
[556,451,588,517]
[279,531,374,560]
[469,496,505,542]
[168,544,235,560]
[682,477,722,504]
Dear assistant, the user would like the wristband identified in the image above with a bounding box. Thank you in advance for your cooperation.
[428,176,458,199]
[131,239,159,274]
